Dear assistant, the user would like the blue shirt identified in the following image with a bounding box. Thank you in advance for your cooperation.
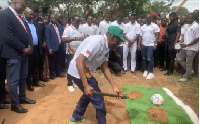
[26,20,38,45]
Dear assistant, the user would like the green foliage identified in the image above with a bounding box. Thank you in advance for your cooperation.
[172,6,189,17]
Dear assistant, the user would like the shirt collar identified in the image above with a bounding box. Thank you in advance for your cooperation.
[103,34,108,49]
[25,19,34,24]
[9,6,18,16]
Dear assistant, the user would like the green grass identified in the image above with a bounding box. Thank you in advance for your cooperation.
[123,86,193,124]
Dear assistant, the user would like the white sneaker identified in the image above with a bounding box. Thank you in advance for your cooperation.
[146,73,154,80]
[180,77,188,82]
[68,86,75,92]
[73,83,78,88]
[143,71,148,77]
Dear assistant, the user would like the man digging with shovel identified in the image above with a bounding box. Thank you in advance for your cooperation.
[67,26,126,124]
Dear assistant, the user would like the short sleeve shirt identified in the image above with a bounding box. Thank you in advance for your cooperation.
[124,22,140,45]
[62,25,84,54]
[98,20,111,35]
[139,23,160,46]
[183,21,199,51]
[82,23,99,36]
[68,35,110,79]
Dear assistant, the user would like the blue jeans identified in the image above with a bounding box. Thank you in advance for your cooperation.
[7,56,28,105]
[68,74,106,124]
[141,45,154,73]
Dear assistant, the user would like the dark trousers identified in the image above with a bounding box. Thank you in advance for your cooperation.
[61,42,66,72]
[66,54,74,86]
[116,46,123,68]
[166,47,176,73]
[136,50,143,71]
[49,46,62,76]
[154,42,165,69]
[7,56,28,105]
[108,61,122,74]
[68,74,106,124]
[27,46,40,86]
[0,57,6,101]
[141,45,154,73]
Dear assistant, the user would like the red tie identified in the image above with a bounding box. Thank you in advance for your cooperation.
[16,15,27,33]
[53,24,61,44]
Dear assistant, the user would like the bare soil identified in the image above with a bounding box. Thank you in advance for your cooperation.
[148,107,168,122]
[127,90,143,100]
[0,70,198,124]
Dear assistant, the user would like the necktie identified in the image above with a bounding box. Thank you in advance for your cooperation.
[53,24,61,44]
[16,15,27,33]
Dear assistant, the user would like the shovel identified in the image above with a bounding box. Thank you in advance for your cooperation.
[92,91,129,99]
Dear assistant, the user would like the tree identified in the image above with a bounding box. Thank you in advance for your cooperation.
[149,1,171,14]
[172,6,189,17]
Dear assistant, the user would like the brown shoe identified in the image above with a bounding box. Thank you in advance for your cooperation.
[122,70,127,74]
[131,71,136,75]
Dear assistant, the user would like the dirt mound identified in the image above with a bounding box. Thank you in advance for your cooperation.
[127,90,143,100]
[148,107,168,122]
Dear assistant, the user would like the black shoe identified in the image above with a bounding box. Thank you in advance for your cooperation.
[11,104,28,113]
[1,99,11,104]
[33,82,45,87]
[41,78,49,82]
[27,85,34,91]
[0,104,9,109]
[56,74,64,78]
[19,98,36,104]
[164,72,173,76]
[51,75,56,79]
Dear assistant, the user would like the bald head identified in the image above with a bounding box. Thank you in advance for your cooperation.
[11,0,26,14]
[146,14,152,25]
[50,14,58,24]
[25,8,34,21]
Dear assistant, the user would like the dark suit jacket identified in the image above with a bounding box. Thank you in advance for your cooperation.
[23,19,43,54]
[45,23,63,51]
[0,8,32,59]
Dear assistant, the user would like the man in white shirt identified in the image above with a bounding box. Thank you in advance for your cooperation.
[82,16,99,36]
[177,13,199,82]
[98,13,111,35]
[62,15,85,92]
[123,15,140,74]
[68,26,126,124]
[138,14,160,79]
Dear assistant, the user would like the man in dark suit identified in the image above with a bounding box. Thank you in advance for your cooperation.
[24,8,45,91]
[45,14,64,79]
[0,0,36,113]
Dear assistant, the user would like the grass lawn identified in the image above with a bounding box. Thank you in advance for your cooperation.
[123,86,193,124]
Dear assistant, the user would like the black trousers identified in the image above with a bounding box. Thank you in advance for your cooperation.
[27,46,40,86]
[116,46,123,68]
[66,54,74,86]
[108,61,122,74]
[49,46,62,76]
[136,50,143,71]
[0,57,6,101]
[166,47,176,73]
[154,42,165,69]
[60,42,66,72]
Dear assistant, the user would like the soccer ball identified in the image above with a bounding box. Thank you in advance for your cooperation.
[151,94,164,105]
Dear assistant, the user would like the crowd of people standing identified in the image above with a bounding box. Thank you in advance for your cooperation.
[0,0,199,116]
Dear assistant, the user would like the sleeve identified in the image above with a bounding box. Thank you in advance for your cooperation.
[62,27,70,38]
[154,24,160,33]
[193,25,199,39]
[139,28,143,36]
[98,22,103,35]
[136,25,141,35]
[45,26,52,50]
[123,24,128,34]
[80,40,100,61]
[0,13,25,51]
[95,26,99,35]
[181,26,184,35]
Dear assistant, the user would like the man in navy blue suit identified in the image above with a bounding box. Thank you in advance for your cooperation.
[45,14,64,79]
[24,8,45,91]
[0,0,36,113]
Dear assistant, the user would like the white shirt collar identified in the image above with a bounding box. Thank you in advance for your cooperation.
[9,6,18,16]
